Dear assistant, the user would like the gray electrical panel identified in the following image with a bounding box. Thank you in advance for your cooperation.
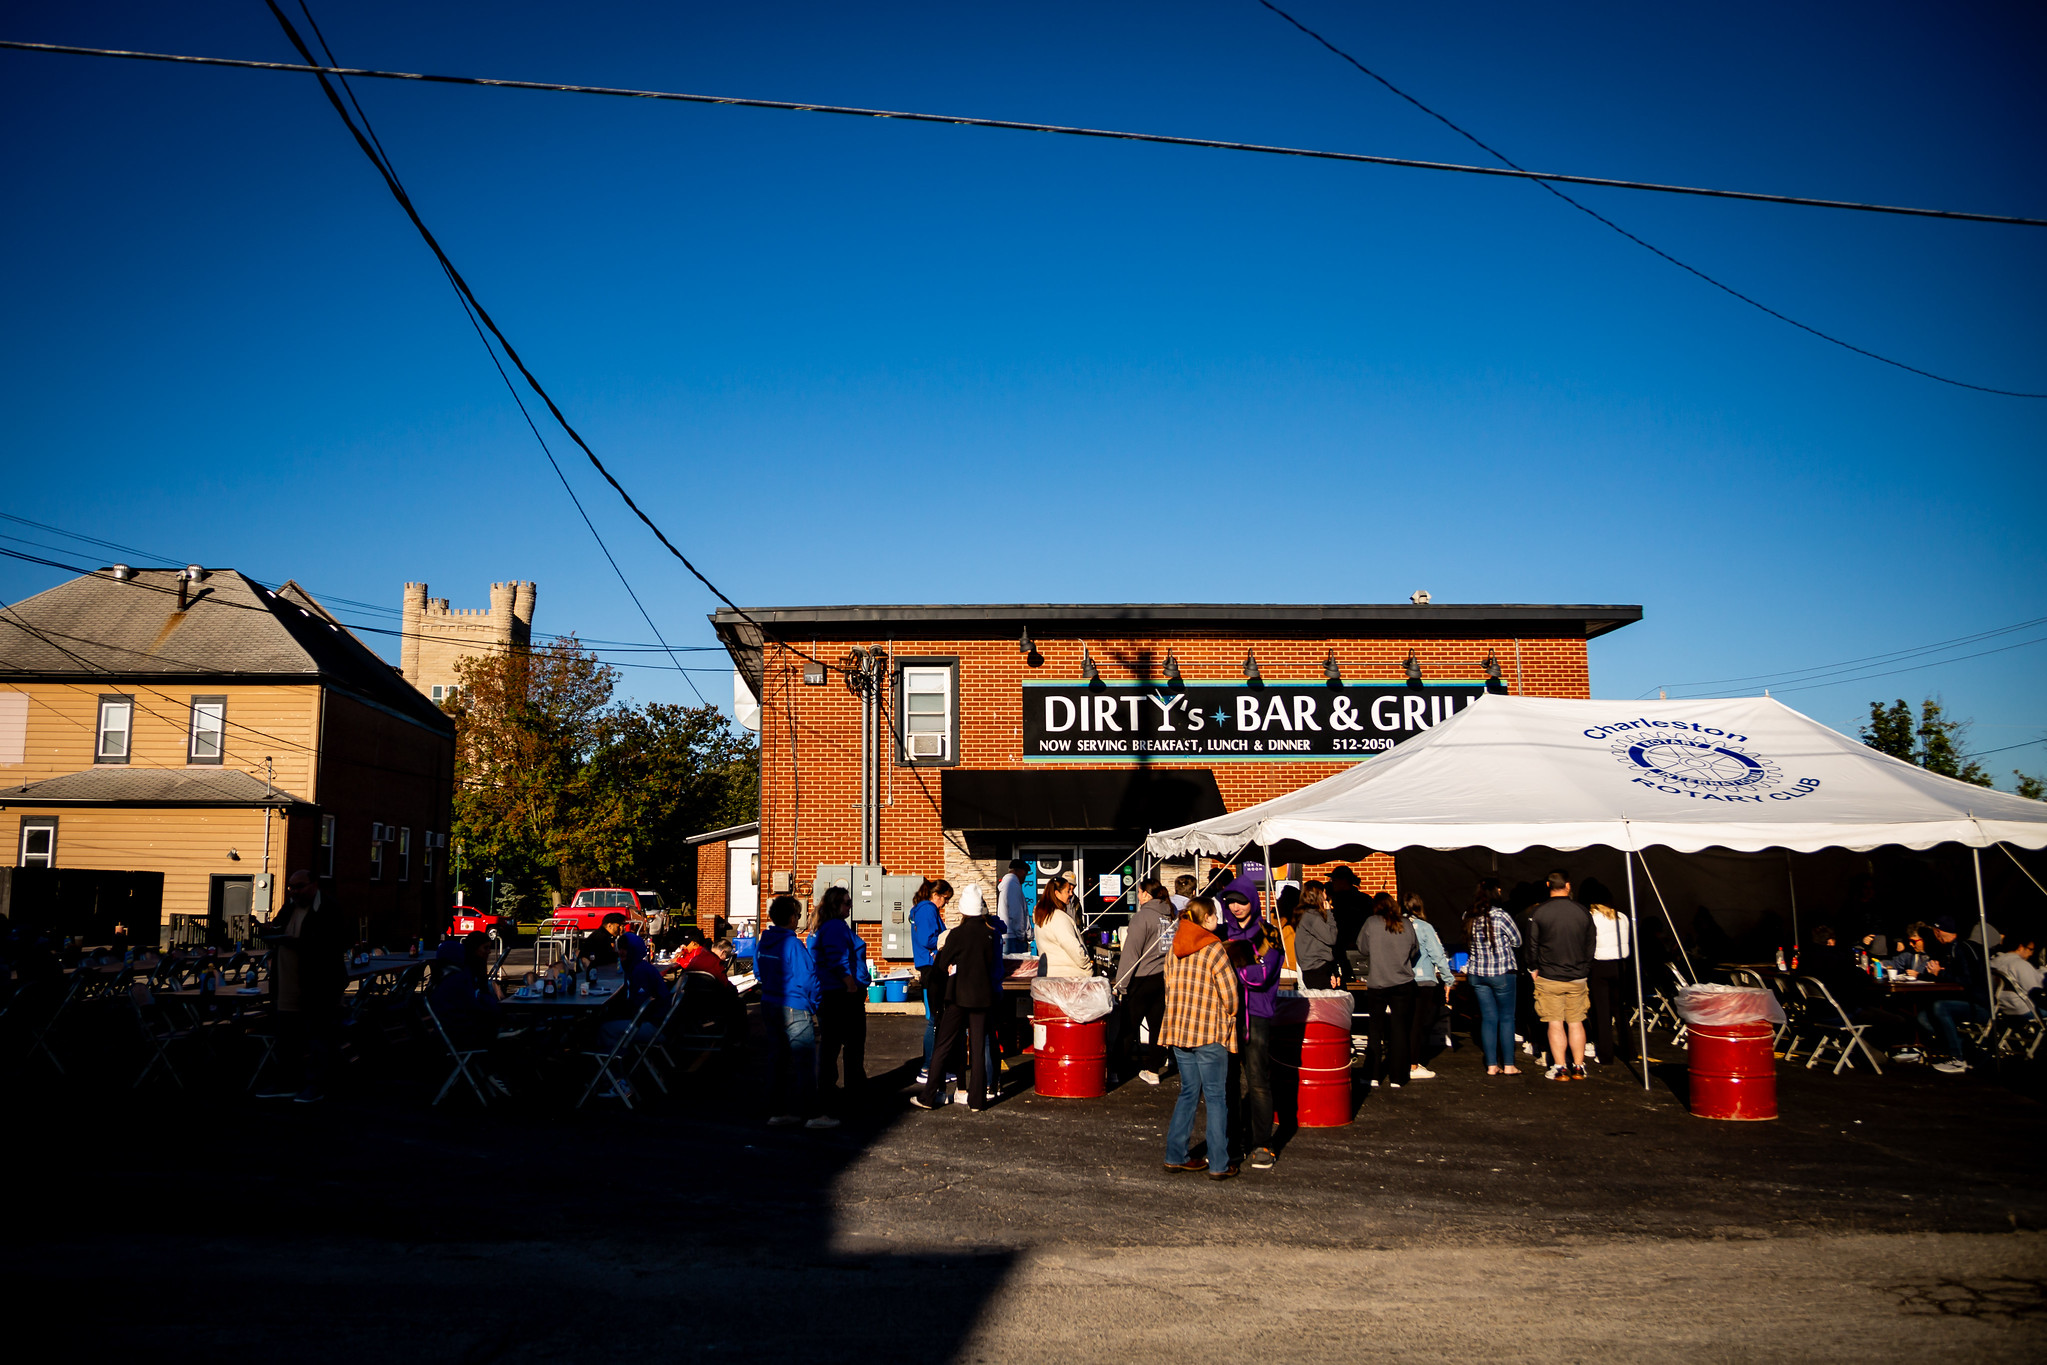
[851,864,886,923]
[879,873,922,959]
[811,865,852,908]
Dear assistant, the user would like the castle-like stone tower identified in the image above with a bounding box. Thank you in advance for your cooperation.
[401,581,536,700]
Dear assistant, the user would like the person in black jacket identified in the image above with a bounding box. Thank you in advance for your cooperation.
[910,891,1002,1112]
[257,869,351,1103]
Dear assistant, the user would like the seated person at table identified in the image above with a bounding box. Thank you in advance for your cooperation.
[1990,935,2043,1018]
[582,913,629,968]
[428,933,505,1052]
[1805,925,1912,1049]
[598,935,671,1052]
[1887,925,1933,978]
[666,929,729,982]
[1918,917,1991,1073]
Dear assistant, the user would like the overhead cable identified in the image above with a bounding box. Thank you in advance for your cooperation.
[1256,0,2045,397]
[1,38,2042,228]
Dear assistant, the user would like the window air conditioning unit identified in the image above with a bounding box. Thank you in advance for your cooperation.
[909,734,945,759]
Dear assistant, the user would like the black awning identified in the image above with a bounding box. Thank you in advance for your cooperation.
[940,768,1226,832]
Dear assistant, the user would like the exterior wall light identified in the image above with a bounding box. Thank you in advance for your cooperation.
[1019,628,1034,656]
[1242,649,1262,684]
[1080,646,1099,683]
[1163,650,1182,685]
[1483,651,1507,694]
[1323,649,1342,686]
[1404,650,1423,688]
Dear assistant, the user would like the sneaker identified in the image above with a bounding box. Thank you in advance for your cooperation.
[916,1068,930,1086]
[1584,1043,1600,1062]
[1932,1060,1969,1074]
[1207,1164,1241,1181]
[1249,1147,1276,1170]
[908,1095,938,1110]
[1544,1063,1569,1082]
[1891,1047,1924,1062]
[1521,1040,1535,1056]
[767,1114,804,1126]
[1409,1065,1436,1080]
[1369,1079,1380,1088]
[804,1115,843,1129]
[984,1090,1000,1106]
[1569,1064,1587,1081]
[1164,1157,1208,1173]
[1138,1070,1161,1086]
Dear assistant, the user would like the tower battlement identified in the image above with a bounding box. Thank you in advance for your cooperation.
[400,580,537,698]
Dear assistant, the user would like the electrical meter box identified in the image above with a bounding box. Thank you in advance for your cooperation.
[851,864,886,923]
[812,865,852,908]
[879,873,923,959]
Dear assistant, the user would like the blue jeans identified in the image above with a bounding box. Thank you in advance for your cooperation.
[1921,999,1990,1059]
[766,1002,818,1117]
[1167,1044,1232,1174]
[1471,973,1517,1069]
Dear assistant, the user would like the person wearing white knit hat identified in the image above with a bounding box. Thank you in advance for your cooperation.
[911,883,1002,1112]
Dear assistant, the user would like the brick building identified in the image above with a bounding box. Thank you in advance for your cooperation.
[709,602,1639,962]
[400,580,536,703]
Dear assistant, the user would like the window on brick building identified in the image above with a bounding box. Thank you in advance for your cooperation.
[319,814,336,879]
[895,659,958,765]
[398,827,411,881]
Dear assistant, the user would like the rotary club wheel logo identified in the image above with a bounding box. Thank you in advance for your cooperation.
[1610,735,1780,792]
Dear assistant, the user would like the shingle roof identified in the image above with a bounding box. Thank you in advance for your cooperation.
[0,568,451,735]
[0,767,300,807]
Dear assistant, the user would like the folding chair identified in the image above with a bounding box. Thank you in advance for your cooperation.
[1792,977,1883,1075]
[577,997,653,1109]
[1985,968,2045,1061]
[621,981,689,1096]
[127,981,197,1089]
[421,996,493,1107]
[1728,968,1792,1050]
[22,971,89,1074]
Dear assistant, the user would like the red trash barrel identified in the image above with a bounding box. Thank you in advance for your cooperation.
[1033,998,1106,1098]
[1687,1022,1778,1121]
[1296,1014,1353,1127]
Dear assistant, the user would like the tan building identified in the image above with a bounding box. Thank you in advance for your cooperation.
[400,580,535,703]
[1,567,455,945]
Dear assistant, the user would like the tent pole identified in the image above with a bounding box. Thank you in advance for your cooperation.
[1627,848,1650,1092]
[1262,837,1274,920]
[2003,843,2047,900]
[1973,847,1994,1019]
[1785,850,1799,955]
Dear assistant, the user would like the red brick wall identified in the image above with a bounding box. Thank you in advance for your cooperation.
[696,840,729,917]
[751,629,1593,931]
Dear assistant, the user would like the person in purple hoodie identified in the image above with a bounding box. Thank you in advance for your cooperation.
[1219,890,1284,1171]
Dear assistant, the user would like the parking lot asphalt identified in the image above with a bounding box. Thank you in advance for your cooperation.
[9,1009,2043,1362]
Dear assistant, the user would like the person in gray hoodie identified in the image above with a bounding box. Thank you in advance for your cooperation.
[1113,879,1177,1084]
[1357,892,1419,1091]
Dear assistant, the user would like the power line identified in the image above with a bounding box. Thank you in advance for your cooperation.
[1642,614,2047,697]
[1,39,2040,228]
[1769,633,2047,695]
[234,11,842,681]
[278,2,709,708]
[1255,1,2046,398]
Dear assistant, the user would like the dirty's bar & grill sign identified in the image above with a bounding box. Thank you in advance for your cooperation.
[1022,683,1488,761]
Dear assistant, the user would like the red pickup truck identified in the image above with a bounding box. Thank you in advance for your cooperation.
[553,887,668,935]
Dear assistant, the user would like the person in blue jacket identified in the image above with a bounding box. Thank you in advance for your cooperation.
[911,878,955,1084]
[757,896,825,1128]
[811,885,871,1121]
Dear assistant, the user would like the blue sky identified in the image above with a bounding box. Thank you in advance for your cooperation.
[3,2,2043,784]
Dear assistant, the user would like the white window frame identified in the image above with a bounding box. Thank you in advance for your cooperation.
[319,814,336,879]
[19,817,57,868]
[369,828,383,882]
[895,659,958,766]
[95,695,134,764]
[398,826,411,881]
[187,695,226,764]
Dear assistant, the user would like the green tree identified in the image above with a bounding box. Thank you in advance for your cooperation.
[1861,696,1991,788]
[1914,698,1992,787]
[448,635,621,899]
[1860,699,1915,760]
[584,702,758,902]
[2017,770,2046,801]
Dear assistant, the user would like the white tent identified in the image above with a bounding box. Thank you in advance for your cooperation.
[1147,696,2047,1087]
